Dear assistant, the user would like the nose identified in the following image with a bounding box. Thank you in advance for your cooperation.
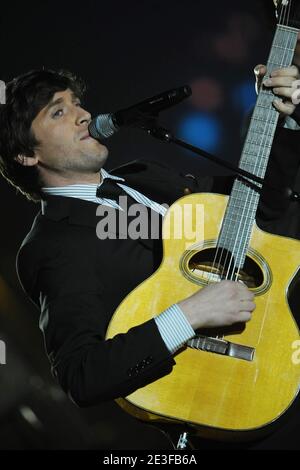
[76,107,92,126]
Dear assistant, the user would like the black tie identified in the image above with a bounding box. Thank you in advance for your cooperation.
[96,177,163,256]
[96,178,130,202]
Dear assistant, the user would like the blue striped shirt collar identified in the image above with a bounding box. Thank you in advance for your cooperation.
[41,168,125,198]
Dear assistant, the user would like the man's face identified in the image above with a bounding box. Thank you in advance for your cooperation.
[31,88,108,181]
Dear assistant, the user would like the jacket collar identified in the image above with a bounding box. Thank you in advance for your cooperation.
[41,195,104,227]
[40,195,157,250]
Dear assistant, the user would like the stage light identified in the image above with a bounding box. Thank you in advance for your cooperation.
[177,113,221,154]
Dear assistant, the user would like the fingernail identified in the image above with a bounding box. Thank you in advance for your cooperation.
[263,79,272,85]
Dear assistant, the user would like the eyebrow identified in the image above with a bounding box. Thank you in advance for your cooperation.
[45,92,81,113]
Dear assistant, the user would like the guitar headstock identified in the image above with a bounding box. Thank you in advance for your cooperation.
[273,0,300,29]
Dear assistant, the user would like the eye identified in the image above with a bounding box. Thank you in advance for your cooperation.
[52,108,64,118]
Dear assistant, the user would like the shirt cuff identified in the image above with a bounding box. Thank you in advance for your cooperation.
[154,304,195,354]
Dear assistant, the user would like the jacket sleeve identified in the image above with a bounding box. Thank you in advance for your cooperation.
[256,126,300,238]
[17,242,175,407]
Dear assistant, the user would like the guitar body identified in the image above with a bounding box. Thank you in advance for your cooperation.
[106,193,300,439]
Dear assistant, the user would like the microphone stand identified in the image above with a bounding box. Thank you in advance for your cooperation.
[136,119,300,202]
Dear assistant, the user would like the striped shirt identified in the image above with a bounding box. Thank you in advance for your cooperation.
[42,168,195,354]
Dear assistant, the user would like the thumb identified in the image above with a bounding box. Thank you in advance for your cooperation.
[254,64,267,76]
[254,64,267,94]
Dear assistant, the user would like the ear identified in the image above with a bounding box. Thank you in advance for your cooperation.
[14,154,39,167]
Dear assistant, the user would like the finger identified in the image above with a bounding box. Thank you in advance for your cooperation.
[263,76,296,88]
[273,86,296,98]
[238,311,252,323]
[237,282,254,297]
[271,65,299,78]
[240,300,256,312]
[273,99,296,115]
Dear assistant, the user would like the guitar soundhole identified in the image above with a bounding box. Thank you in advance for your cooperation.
[186,248,265,289]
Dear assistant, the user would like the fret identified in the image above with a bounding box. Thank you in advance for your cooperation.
[271,44,295,52]
[255,105,272,110]
[220,237,253,252]
[258,90,274,97]
[248,128,275,139]
[221,233,254,247]
[223,206,258,218]
[221,223,255,237]
[241,150,270,161]
[230,184,261,193]
[222,210,256,220]
[268,61,292,67]
[224,199,258,211]
[243,143,272,154]
[229,187,259,198]
[269,51,294,62]
[222,216,256,226]
[244,139,272,148]
[246,126,275,135]
[243,140,272,150]
[226,200,258,211]
[220,226,254,241]
[231,182,261,194]
[236,175,264,184]
[252,113,276,124]
[252,107,277,117]
[250,100,275,110]
[227,204,259,215]
[221,224,255,236]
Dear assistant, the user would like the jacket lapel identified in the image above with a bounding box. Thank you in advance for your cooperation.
[41,195,157,250]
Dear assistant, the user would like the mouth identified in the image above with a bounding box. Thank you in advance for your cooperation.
[80,133,93,141]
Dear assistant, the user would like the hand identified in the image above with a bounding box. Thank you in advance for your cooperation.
[254,63,300,117]
[178,280,255,330]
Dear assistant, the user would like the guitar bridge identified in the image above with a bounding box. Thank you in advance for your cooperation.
[187,335,255,362]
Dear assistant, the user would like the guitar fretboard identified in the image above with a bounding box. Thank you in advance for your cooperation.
[217,25,299,272]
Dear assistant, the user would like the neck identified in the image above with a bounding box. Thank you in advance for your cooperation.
[41,170,103,188]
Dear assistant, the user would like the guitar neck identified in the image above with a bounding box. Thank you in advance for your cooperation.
[218,24,299,271]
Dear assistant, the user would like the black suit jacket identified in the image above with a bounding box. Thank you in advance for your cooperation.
[16,127,300,407]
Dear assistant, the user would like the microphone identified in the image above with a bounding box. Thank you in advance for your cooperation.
[88,85,191,140]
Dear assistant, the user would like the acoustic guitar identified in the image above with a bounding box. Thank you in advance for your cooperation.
[106,0,300,440]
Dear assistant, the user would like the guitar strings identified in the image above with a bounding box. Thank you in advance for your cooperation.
[231,0,293,285]
[194,1,291,286]
[204,2,293,294]
[203,0,293,340]
[208,0,291,286]
[223,0,291,283]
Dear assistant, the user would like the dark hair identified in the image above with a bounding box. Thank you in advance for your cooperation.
[0,68,86,201]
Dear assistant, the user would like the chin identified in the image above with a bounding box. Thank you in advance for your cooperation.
[94,147,109,169]
[98,144,109,162]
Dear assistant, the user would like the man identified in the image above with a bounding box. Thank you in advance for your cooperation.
[0,64,299,449]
